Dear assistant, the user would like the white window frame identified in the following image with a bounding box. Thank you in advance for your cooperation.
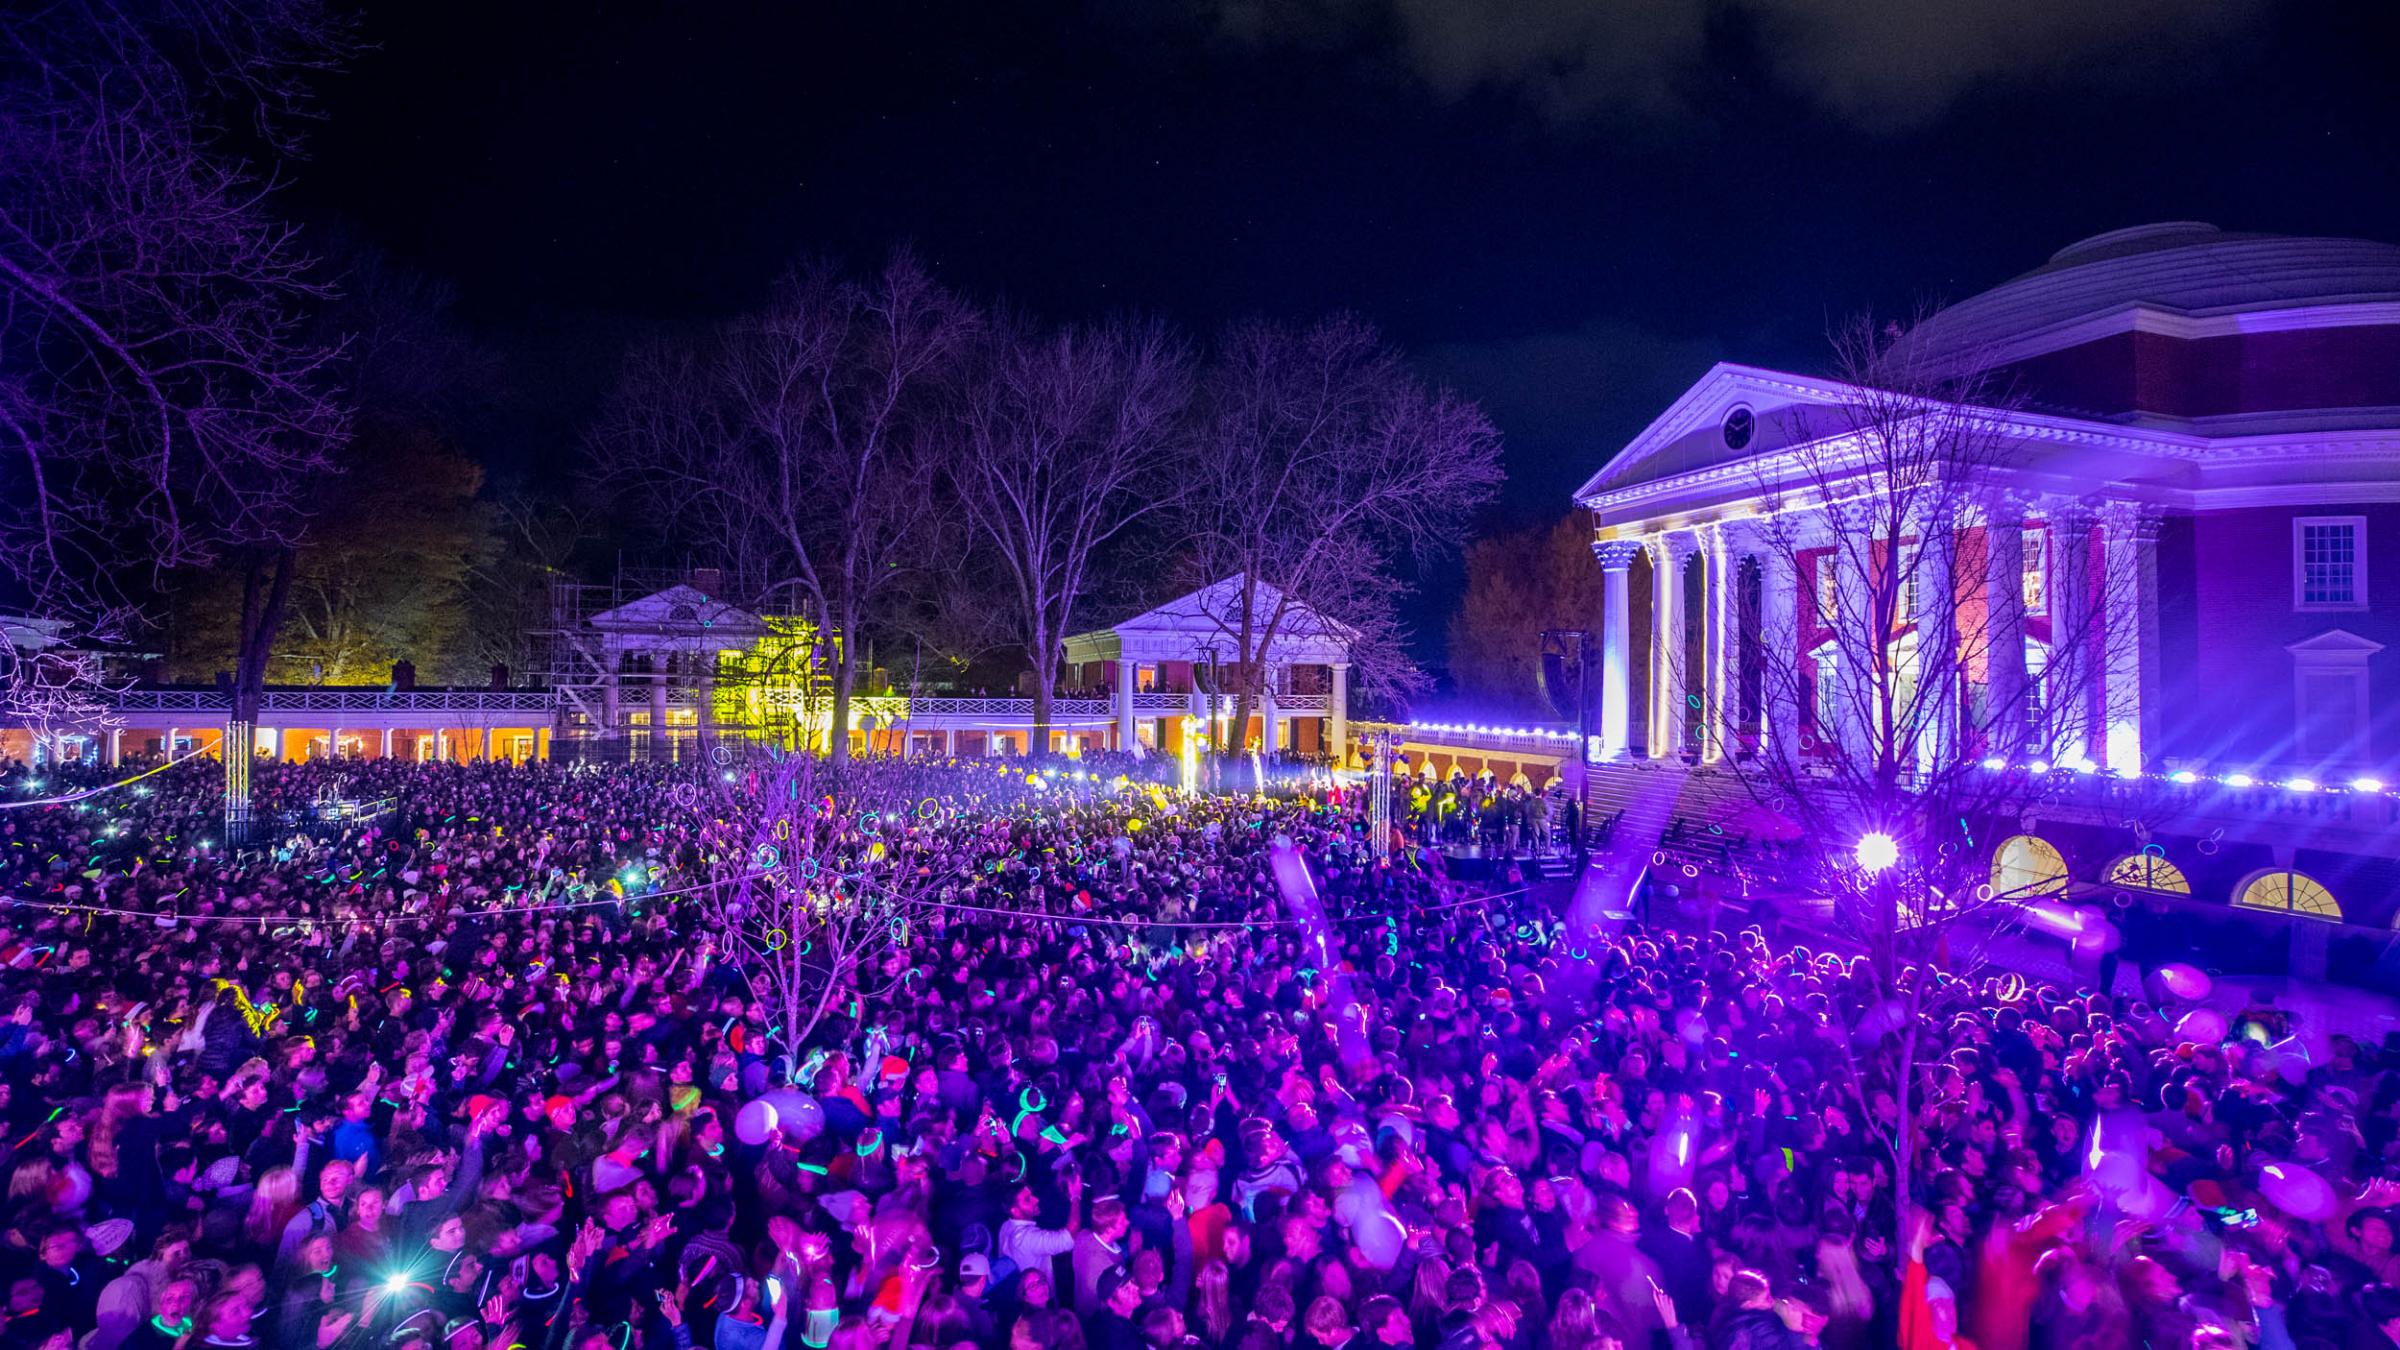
[2016,526,2047,617]
[2292,516,2367,612]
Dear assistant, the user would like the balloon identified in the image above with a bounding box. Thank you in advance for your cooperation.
[2174,1008,2227,1045]
[1674,1007,1707,1046]
[2089,1152,2146,1200]
[2156,964,2211,1001]
[1351,1204,1407,1270]
[762,1089,826,1143]
[2258,1161,2336,1223]
[2122,1172,2175,1220]
[733,1098,778,1146]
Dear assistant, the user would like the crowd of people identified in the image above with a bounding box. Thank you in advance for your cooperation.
[0,746,2395,1350]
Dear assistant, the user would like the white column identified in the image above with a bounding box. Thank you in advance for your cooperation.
[105,728,122,768]
[2100,504,2160,774]
[1593,541,1641,759]
[943,728,957,758]
[1698,525,1736,763]
[166,726,178,757]
[380,727,394,759]
[1116,658,1138,755]
[1982,500,2030,762]
[2047,505,2097,766]
[1329,663,1350,762]
[1759,548,1801,770]
[1647,534,1691,759]
[648,651,669,744]
[1261,665,1281,758]
[1831,517,1875,767]
[1911,510,1960,775]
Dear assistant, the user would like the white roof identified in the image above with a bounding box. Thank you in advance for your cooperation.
[1063,576,1354,666]
[588,584,770,647]
[1902,223,2400,365]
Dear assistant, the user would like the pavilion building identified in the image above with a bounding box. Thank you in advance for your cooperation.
[1570,222,2400,962]
[4,576,1355,770]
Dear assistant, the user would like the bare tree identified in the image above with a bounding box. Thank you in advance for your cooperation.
[709,754,931,1065]
[952,316,1192,748]
[1174,317,1503,772]
[592,255,976,760]
[1673,314,2141,1253]
[1,0,352,821]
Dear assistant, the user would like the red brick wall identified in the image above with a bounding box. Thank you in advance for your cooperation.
[2003,326,2400,419]
[2168,504,2400,771]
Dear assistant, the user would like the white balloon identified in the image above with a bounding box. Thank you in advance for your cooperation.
[733,1098,778,1146]
[2155,963,2212,1001]
[2258,1161,2336,1222]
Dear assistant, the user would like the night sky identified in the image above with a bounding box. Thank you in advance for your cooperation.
[292,0,2400,564]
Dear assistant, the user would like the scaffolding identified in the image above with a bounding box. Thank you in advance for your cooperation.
[529,564,835,758]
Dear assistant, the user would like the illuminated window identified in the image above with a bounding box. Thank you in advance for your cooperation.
[2293,517,2365,611]
[2105,853,2190,894]
[1990,834,2070,900]
[2022,528,2048,616]
[1810,643,1839,732]
[1815,560,1837,624]
[2233,870,2340,920]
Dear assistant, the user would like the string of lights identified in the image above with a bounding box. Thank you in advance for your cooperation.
[1,745,215,811]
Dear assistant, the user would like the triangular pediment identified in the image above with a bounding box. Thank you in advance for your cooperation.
[2286,628,2384,657]
[1064,576,1356,664]
[1573,363,1862,503]
[589,584,768,638]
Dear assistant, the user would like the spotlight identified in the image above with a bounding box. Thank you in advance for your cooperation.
[2169,770,2198,785]
[2350,777,2384,793]
[1979,758,2006,771]
[2224,773,2255,788]
[2285,778,2317,793]
[1853,833,1899,874]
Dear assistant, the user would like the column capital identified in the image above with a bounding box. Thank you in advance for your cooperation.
[1591,538,1644,571]
[2096,499,2163,541]
[1645,530,1699,567]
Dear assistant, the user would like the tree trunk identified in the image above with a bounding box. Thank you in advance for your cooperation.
[829,654,853,763]
[1032,681,1053,759]
[1893,1010,1919,1269]
[225,549,295,845]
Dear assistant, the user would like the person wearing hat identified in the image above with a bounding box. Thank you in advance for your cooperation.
[1091,1266,1145,1350]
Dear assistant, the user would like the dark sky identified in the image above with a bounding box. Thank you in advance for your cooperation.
[291,0,2400,633]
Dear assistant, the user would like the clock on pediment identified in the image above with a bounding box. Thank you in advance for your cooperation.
[1721,405,1755,451]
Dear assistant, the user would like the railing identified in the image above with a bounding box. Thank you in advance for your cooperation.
[1277,693,1329,713]
[905,697,1114,719]
[1131,692,1189,713]
[113,689,557,714]
[1362,720,1582,757]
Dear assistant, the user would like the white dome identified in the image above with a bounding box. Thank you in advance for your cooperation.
[1905,223,2400,361]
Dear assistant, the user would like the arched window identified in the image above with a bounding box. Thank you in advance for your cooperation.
[1991,834,2070,900]
[2105,853,2191,895]
[2233,870,2341,920]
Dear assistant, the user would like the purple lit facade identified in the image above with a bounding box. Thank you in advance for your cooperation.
[1578,223,2400,949]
